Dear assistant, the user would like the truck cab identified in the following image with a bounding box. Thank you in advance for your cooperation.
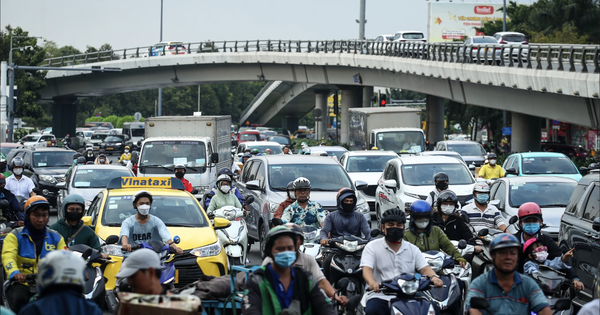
[370,128,426,155]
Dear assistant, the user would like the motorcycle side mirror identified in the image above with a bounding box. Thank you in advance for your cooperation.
[458,239,467,249]
[509,215,519,225]
[105,235,119,245]
[478,228,489,237]
[553,298,571,311]
[245,195,255,204]
[191,189,199,195]
[81,248,93,261]
[461,213,470,223]
[470,297,490,312]
[173,235,181,244]
[371,229,381,238]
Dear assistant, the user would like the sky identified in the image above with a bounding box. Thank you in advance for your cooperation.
[2,0,535,52]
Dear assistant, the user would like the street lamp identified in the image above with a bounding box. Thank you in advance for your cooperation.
[158,0,163,116]
[9,35,45,66]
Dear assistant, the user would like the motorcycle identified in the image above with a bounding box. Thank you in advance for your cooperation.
[450,239,474,289]
[299,226,323,264]
[421,250,464,314]
[471,294,571,315]
[2,263,36,311]
[527,266,575,315]
[69,244,113,309]
[213,205,249,267]
[470,228,504,279]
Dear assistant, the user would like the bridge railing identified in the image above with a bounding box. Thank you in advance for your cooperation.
[42,40,600,73]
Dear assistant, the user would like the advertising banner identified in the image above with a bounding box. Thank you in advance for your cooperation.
[428,2,508,42]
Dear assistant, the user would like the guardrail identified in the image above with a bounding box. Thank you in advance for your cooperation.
[42,40,600,74]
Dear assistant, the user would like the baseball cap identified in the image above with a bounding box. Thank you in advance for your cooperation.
[116,248,162,278]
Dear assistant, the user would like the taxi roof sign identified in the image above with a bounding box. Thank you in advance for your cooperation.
[107,177,185,191]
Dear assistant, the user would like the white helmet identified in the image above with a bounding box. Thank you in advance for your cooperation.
[216,174,231,186]
[37,251,86,293]
[473,182,490,193]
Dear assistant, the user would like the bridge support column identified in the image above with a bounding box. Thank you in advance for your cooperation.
[341,87,361,145]
[282,115,298,135]
[362,86,373,107]
[52,96,78,140]
[512,112,541,152]
[426,95,445,146]
[314,90,329,141]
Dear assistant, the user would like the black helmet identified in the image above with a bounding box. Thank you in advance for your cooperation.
[488,153,497,159]
[286,181,296,200]
[73,152,82,159]
[76,157,86,164]
[489,233,521,254]
[99,154,106,158]
[381,208,406,225]
[132,190,153,207]
[436,190,458,211]
[174,164,186,171]
[434,172,449,182]
[264,226,298,258]
[293,177,311,190]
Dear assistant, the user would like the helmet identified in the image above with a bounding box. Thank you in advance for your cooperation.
[286,181,296,200]
[125,146,131,150]
[77,157,86,164]
[62,194,85,217]
[320,142,326,146]
[174,164,186,171]
[293,177,311,190]
[473,182,490,193]
[518,202,542,221]
[301,142,307,147]
[99,148,106,154]
[251,148,259,155]
[434,172,449,182]
[436,190,458,211]
[410,200,432,218]
[24,196,50,216]
[132,190,153,206]
[264,226,298,257]
[381,207,407,225]
[73,152,82,159]
[336,187,356,207]
[0,154,6,163]
[99,154,106,158]
[37,251,86,294]
[490,233,521,254]
[218,168,233,178]
[488,153,497,159]
[242,153,251,159]
[216,174,232,186]
[265,148,272,154]
[371,147,378,150]
[11,156,24,168]
[282,223,304,241]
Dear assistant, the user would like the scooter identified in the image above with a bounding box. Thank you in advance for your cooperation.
[298,226,322,264]
[2,263,36,311]
[214,205,249,267]
[527,266,575,315]
[471,294,571,315]
[421,250,464,314]
[69,244,113,309]
[450,239,474,289]
[470,228,504,279]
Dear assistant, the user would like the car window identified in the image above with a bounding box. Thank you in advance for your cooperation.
[446,143,485,156]
[104,136,123,142]
[240,133,260,141]
[33,151,75,168]
[87,192,103,227]
[268,163,353,191]
[339,155,346,166]
[521,156,578,175]
[383,164,392,180]
[504,157,514,169]
[22,152,32,166]
[490,182,500,198]
[502,35,526,42]
[566,184,589,214]
[242,161,255,183]
[509,181,576,208]
[346,156,396,172]
[73,168,133,188]
[582,184,600,221]
[472,37,498,44]
[403,33,424,39]
[390,165,399,187]
[255,162,266,188]
[248,145,283,155]
[400,163,474,186]
[139,140,207,173]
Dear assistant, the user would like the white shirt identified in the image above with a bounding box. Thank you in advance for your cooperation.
[262,251,326,283]
[360,238,428,303]
[5,174,35,199]
[231,162,241,174]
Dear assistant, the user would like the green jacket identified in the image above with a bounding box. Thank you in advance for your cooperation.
[49,218,101,251]
[404,225,466,263]
[243,265,335,315]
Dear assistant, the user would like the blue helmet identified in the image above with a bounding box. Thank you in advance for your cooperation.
[410,200,432,217]
[489,233,521,254]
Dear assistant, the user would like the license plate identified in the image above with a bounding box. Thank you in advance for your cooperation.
[174,269,179,284]
[107,147,113,150]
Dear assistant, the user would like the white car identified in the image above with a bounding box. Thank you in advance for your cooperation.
[235,141,283,157]
[87,130,111,151]
[20,133,56,148]
[148,41,187,56]
[339,150,399,216]
[392,31,427,43]
[493,32,529,62]
[375,156,475,225]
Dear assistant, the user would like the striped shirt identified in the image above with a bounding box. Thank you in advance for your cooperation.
[461,202,505,232]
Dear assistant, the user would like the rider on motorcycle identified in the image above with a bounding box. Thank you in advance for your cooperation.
[514,202,585,291]
[461,182,507,233]
[174,164,193,193]
[18,251,103,315]
[272,181,296,221]
[403,200,467,268]
[0,174,24,222]
[62,134,72,149]
[206,174,242,215]
[116,248,168,294]
[425,172,461,209]
[1,196,66,313]
[94,153,110,165]
[466,233,551,315]
[1,153,11,178]
[118,146,132,164]
[84,147,96,163]
[281,177,327,229]
[204,168,245,209]
[49,194,103,253]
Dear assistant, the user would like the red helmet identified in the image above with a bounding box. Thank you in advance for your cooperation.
[518,202,542,220]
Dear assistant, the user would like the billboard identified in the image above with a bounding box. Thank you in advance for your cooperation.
[428,2,508,42]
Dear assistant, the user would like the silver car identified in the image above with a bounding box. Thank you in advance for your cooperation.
[459,36,501,64]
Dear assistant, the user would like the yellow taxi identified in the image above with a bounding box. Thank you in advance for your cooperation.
[82,176,230,290]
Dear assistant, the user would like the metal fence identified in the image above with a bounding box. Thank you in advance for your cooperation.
[42,40,600,74]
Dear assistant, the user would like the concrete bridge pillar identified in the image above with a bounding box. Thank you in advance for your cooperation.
[314,90,329,141]
[512,112,541,152]
[362,86,374,107]
[426,95,445,146]
[341,87,362,145]
[282,115,298,135]
[52,96,78,140]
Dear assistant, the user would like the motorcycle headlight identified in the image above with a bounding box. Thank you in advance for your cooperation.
[336,240,365,252]
[303,230,318,241]
[398,278,419,295]
[190,241,222,257]
[427,257,444,273]
[39,175,57,184]
[223,209,237,221]
[356,199,370,213]
[102,244,124,257]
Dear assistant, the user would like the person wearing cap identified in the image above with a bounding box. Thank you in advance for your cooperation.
[118,146,132,164]
[5,156,36,200]
[466,233,551,315]
[94,153,110,165]
[116,248,169,295]
[478,153,505,179]
[461,182,507,233]
[174,164,193,192]
[243,226,336,315]
[119,190,183,254]
[0,174,24,222]
[84,146,96,163]
[1,196,66,313]
[231,156,241,175]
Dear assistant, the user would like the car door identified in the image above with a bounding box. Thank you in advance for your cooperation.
[22,151,34,178]
[378,164,394,213]
[492,181,511,223]
[238,161,258,239]
[86,192,104,230]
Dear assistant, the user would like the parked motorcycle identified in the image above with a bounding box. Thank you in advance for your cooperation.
[69,244,113,309]
[214,205,249,267]
[421,250,464,314]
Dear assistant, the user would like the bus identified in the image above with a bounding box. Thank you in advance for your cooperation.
[122,122,145,149]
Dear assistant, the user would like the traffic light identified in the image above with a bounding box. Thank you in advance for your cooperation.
[379,93,387,107]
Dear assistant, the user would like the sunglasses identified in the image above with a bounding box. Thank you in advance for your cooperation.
[533,246,548,253]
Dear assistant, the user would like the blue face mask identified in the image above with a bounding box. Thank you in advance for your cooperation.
[274,251,297,268]
[73,159,77,164]
[475,193,489,204]
[522,222,540,236]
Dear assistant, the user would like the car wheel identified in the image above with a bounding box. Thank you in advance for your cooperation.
[259,222,266,259]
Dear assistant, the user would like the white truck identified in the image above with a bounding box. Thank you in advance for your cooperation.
[138,115,231,196]
[348,107,425,155]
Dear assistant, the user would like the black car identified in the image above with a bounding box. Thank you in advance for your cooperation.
[101,135,129,155]
[5,147,76,207]
[558,174,600,308]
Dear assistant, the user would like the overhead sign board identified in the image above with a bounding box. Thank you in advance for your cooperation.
[428,2,509,42]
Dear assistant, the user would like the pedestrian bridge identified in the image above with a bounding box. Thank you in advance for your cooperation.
[40,40,600,129]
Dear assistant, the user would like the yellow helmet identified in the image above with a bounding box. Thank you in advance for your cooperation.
[371,147,378,150]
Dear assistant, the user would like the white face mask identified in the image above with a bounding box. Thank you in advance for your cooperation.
[287,190,296,200]
[489,159,497,165]
[220,185,231,194]
[124,150,129,153]
[441,205,455,215]
[534,251,548,263]
[13,168,23,175]
[414,219,429,229]
[137,204,150,216]
[99,159,106,163]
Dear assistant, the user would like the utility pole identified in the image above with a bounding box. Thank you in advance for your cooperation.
[358,0,366,40]
[197,85,201,112]
[157,0,163,116]
[502,0,507,32]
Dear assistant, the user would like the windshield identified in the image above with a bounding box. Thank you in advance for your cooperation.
[346,155,396,172]
[401,163,474,186]
[240,133,260,141]
[23,135,40,142]
[473,38,498,44]
[101,195,208,227]
[522,156,578,175]
[140,140,206,174]
[509,182,576,207]
[503,35,526,42]
[268,136,290,145]
[375,131,425,154]
[269,164,353,191]
[1,147,14,156]
[447,143,486,156]
[104,136,123,142]
[248,145,283,155]
[91,134,108,140]
[403,33,424,39]
[131,128,144,137]
[84,132,93,137]
[33,151,75,167]
[86,122,114,129]
[73,168,133,188]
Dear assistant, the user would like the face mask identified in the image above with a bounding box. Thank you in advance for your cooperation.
[137,204,150,216]
[414,219,430,229]
[124,150,129,153]
[475,193,489,204]
[287,191,296,200]
[274,251,297,268]
[73,159,77,164]
[341,202,356,213]
[534,251,548,263]
[65,211,83,222]
[99,159,106,163]
[220,185,231,194]
[175,171,184,179]
[522,222,540,236]
[489,159,497,165]
[435,182,448,191]
[384,227,404,243]
[13,168,23,176]
[441,205,455,215]
[87,151,93,155]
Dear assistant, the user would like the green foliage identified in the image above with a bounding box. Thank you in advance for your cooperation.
[387,89,426,101]
[21,116,52,130]
[84,115,144,128]
[291,138,337,149]
[530,24,590,44]
[13,128,33,140]
[445,100,506,145]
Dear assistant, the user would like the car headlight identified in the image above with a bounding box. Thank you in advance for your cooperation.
[115,143,122,146]
[405,192,421,200]
[102,244,124,257]
[190,241,222,257]
[39,175,57,184]
[427,257,444,273]
[356,199,370,213]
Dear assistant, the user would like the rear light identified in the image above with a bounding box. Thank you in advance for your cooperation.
[523,41,528,44]
[472,47,478,50]
[500,40,507,44]
[496,48,501,50]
